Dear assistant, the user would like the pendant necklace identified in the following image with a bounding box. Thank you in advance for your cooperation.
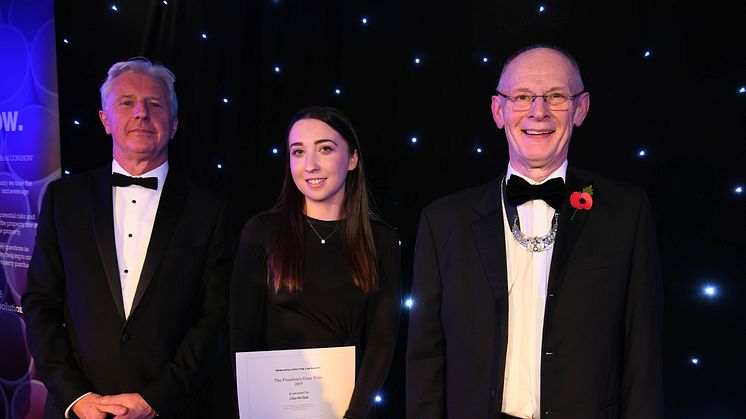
[502,177,560,253]
[306,217,342,244]
[511,213,559,253]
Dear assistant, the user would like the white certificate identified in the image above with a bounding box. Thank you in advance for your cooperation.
[235,346,355,419]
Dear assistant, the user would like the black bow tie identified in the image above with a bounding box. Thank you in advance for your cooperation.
[505,175,565,210]
[111,172,158,190]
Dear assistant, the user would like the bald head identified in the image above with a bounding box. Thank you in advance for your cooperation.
[497,46,584,93]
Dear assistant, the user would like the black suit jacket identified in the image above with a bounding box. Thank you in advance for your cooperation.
[405,166,663,419]
[22,164,235,418]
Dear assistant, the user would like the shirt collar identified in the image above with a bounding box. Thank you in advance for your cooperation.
[506,160,568,185]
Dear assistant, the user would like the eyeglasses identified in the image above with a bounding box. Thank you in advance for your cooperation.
[496,90,587,111]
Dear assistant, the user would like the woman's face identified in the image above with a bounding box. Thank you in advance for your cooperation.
[288,118,358,218]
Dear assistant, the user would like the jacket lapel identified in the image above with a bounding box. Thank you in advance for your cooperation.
[90,166,126,320]
[472,178,509,303]
[129,169,189,316]
[547,167,593,294]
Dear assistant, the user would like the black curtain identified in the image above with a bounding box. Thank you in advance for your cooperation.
[54,0,746,416]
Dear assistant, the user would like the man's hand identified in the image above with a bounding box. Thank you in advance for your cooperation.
[71,393,128,419]
[98,393,157,419]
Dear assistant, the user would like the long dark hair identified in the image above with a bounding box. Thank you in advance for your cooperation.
[266,106,379,294]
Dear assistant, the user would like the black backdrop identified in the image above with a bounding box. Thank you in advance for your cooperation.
[54,0,745,417]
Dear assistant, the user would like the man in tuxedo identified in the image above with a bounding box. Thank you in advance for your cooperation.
[405,45,663,418]
[22,59,235,418]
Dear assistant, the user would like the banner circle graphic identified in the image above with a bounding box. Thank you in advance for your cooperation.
[10,379,46,419]
[7,0,54,42]
[0,312,31,393]
[5,105,60,182]
[0,25,29,101]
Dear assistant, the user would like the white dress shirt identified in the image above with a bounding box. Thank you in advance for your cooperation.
[501,161,567,419]
[112,159,167,319]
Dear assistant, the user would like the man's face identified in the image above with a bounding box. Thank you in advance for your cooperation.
[491,48,589,175]
[99,72,177,167]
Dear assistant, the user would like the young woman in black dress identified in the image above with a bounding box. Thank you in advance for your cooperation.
[230,106,401,419]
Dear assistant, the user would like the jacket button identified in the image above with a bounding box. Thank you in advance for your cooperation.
[544,411,553,416]
[121,333,134,342]
[548,293,556,298]
[544,351,557,356]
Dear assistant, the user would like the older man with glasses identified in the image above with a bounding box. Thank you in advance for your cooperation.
[406,45,663,419]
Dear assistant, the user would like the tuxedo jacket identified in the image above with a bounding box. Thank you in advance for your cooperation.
[22,164,235,418]
[405,166,663,419]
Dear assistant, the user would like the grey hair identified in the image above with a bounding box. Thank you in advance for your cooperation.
[497,44,585,92]
[99,58,178,117]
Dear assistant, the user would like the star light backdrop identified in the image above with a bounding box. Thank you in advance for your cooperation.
[12,0,746,417]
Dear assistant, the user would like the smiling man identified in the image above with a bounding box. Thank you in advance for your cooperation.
[23,58,235,419]
[406,45,663,419]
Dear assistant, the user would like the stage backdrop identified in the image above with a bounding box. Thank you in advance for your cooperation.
[0,0,60,417]
[43,0,746,417]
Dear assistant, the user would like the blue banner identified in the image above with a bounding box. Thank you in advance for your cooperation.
[0,0,60,417]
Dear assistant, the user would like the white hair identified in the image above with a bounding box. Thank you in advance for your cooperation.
[100,58,178,117]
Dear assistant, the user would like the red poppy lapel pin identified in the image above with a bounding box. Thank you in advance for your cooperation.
[569,185,593,220]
